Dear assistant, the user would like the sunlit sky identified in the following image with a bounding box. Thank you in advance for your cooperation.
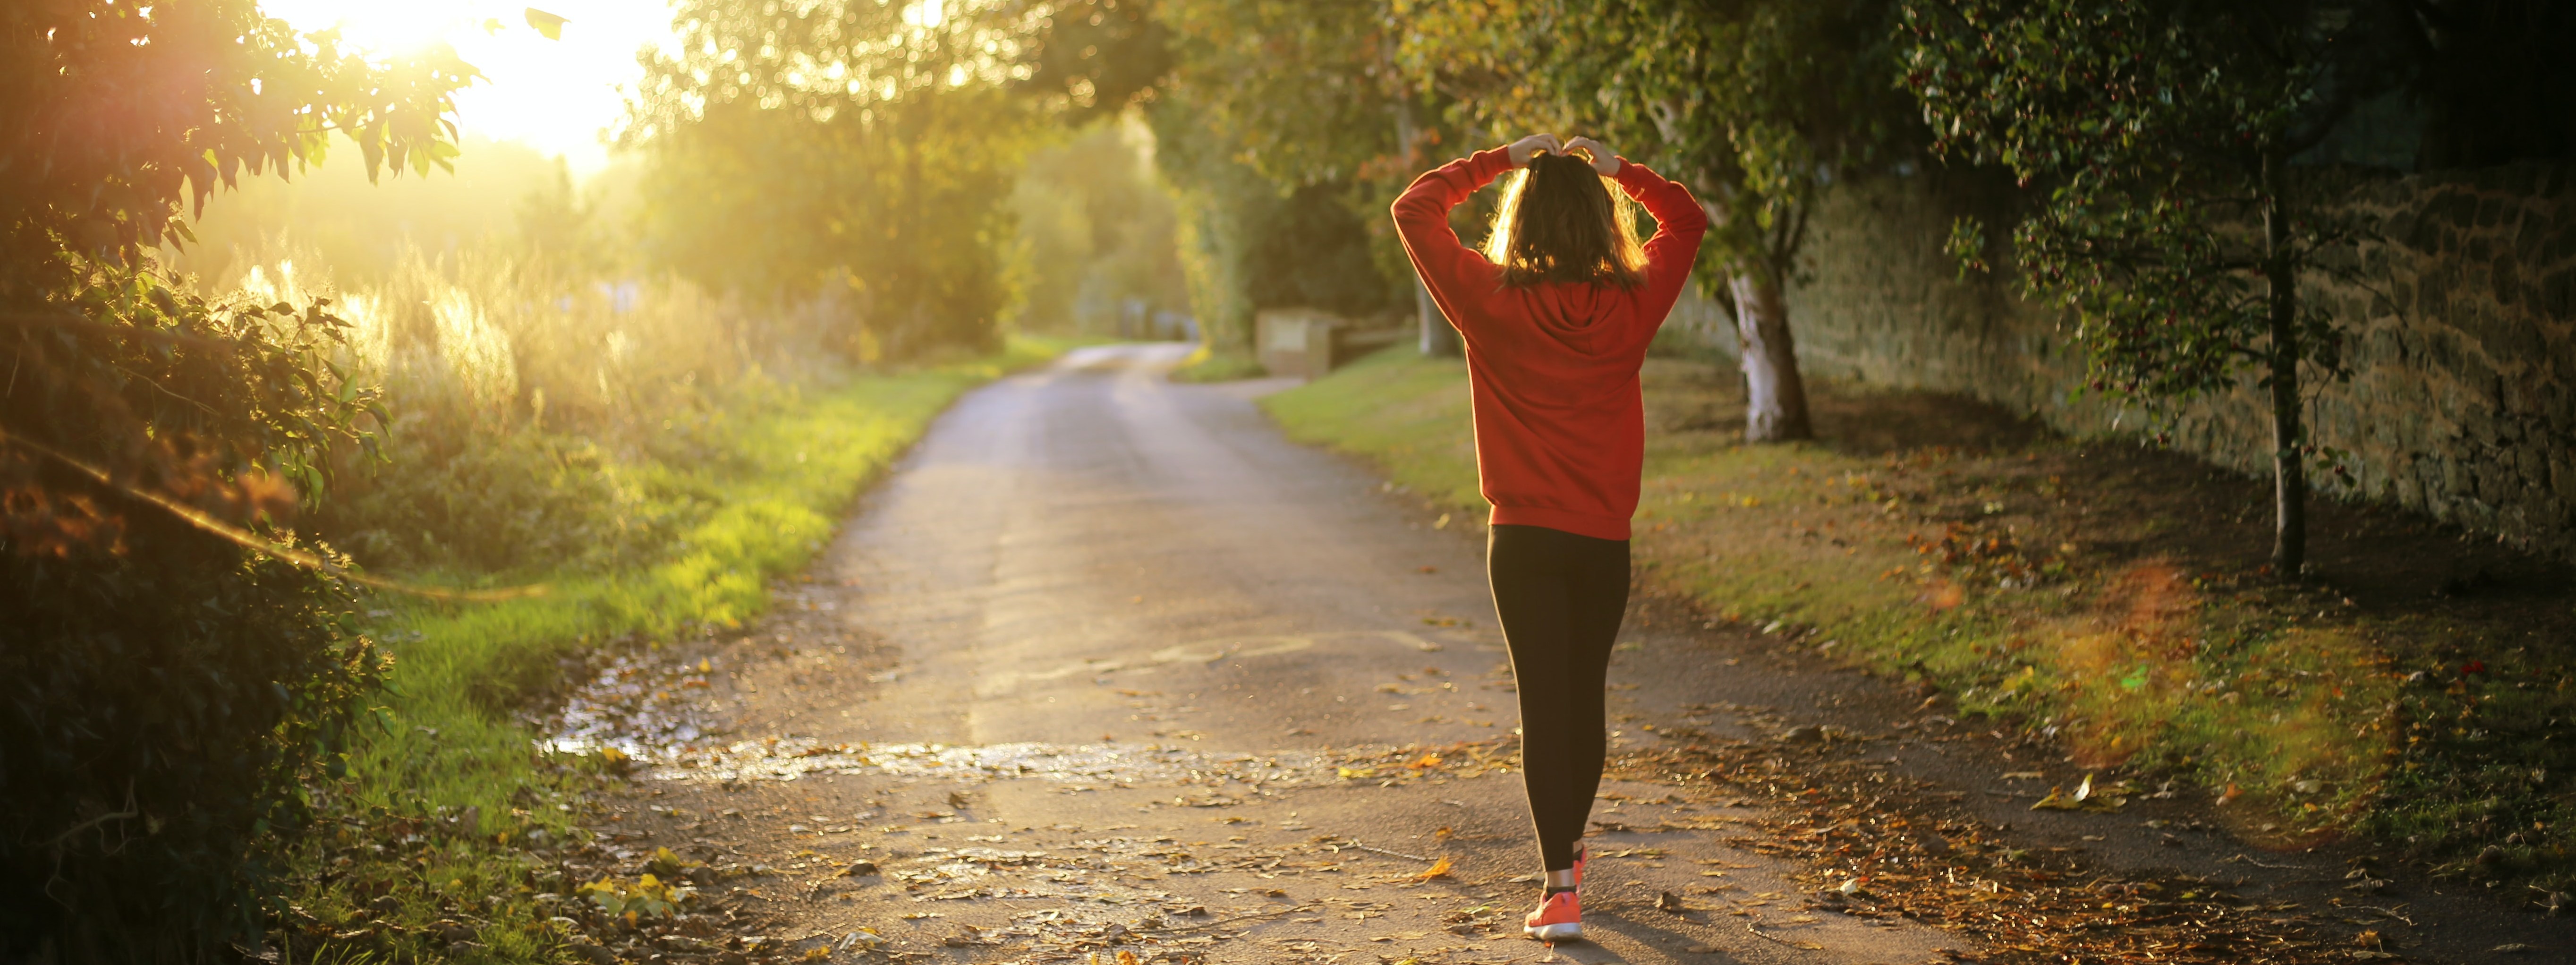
[261,1,682,178]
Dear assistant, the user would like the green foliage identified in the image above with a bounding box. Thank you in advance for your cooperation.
[0,0,473,300]
[1902,0,2317,397]
[625,0,1045,360]
[1399,0,1916,285]
[1,530,386,961]
[1160,0,1419,188]
[0,3,471,958]
[1143,0,1439,351]
[1018,0,1175,123]
[1898,0,2378,567]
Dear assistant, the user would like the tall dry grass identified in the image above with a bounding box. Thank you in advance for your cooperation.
[214,239,839,578]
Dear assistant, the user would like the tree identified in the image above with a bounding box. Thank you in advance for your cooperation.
[1,1,469,957]
[1900,0,2403,573]
[626,0,1044,359]
[1401,0,1917,441]
[1007,120,1192,336]
[1019,0,1176,125]
[1152,0,1455,358]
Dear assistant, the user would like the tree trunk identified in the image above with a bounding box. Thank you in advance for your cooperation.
[1390,88,1459,359]
[2261,151,2306,576]
[1728,271,1813,442]
[1416,276,1460,357]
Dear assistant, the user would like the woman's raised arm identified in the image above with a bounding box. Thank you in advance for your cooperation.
[1392,137,1556,330]
[1605,154,1709,319]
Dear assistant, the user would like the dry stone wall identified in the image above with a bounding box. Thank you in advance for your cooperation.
[1666,163,2576,558]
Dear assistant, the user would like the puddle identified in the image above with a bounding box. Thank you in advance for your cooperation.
[534,638,1356,789]
[641,737,1326,787]
[536,649,720,760]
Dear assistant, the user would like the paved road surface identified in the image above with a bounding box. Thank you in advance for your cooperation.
[591,344,2574,964]
[596,343,1956,964]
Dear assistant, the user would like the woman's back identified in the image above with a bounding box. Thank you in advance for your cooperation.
[1390,140,1709,541]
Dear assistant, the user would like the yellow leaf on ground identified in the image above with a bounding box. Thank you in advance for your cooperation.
[1409,856,1454,881]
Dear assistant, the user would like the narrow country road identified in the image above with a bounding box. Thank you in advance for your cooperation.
[587,343,1957,964]
[577,345,2576,964]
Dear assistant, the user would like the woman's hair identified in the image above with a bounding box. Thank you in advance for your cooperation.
[1481,151,1647,289]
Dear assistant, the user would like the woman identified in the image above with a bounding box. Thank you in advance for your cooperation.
[1391,133,1708,942]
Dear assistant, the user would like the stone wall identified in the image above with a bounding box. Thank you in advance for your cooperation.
[1664,163,2576,558]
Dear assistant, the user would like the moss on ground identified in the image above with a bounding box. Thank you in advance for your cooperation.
[1264,346,2576,901]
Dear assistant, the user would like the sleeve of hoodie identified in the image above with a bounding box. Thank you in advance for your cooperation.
[1391,147,1515,337]
[1612,159,1710,329]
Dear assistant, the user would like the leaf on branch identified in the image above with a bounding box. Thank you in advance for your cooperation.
[525,8,568,40]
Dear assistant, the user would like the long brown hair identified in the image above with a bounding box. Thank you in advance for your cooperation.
[1482,151,1647,289]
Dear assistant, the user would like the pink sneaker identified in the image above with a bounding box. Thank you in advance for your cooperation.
[1523,890,1582,942]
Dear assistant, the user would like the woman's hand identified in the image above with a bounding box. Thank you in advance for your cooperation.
[1564,137,1622,175]
[1506,133,1564,165]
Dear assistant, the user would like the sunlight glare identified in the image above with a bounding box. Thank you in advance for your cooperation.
[261,0,678,178]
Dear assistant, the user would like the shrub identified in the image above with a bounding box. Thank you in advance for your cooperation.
[0,2,469,958]
[0,518,383,962]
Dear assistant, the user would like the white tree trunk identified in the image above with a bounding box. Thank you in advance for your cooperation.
[1728,272,1813,442]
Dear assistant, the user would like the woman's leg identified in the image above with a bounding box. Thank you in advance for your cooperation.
[1488,524,1631,872]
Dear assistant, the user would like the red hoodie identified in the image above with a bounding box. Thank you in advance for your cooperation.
[1392,147,1709,541]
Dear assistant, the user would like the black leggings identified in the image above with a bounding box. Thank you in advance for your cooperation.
[1487,523,1630,871]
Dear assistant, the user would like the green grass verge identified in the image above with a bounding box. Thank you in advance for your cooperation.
[1265,347,2576,897]
[268,339,1069,962]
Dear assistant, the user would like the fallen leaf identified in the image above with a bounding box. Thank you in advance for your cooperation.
[2032,774,2126,812]
[1409,857,1454,882]
[1656,891,1684,912]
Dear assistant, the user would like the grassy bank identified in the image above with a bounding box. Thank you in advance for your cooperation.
[266,339,1071,963]
[1265,348,2576,899]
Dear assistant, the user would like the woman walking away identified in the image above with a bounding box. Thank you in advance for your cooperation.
[1391,134,1708,942]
